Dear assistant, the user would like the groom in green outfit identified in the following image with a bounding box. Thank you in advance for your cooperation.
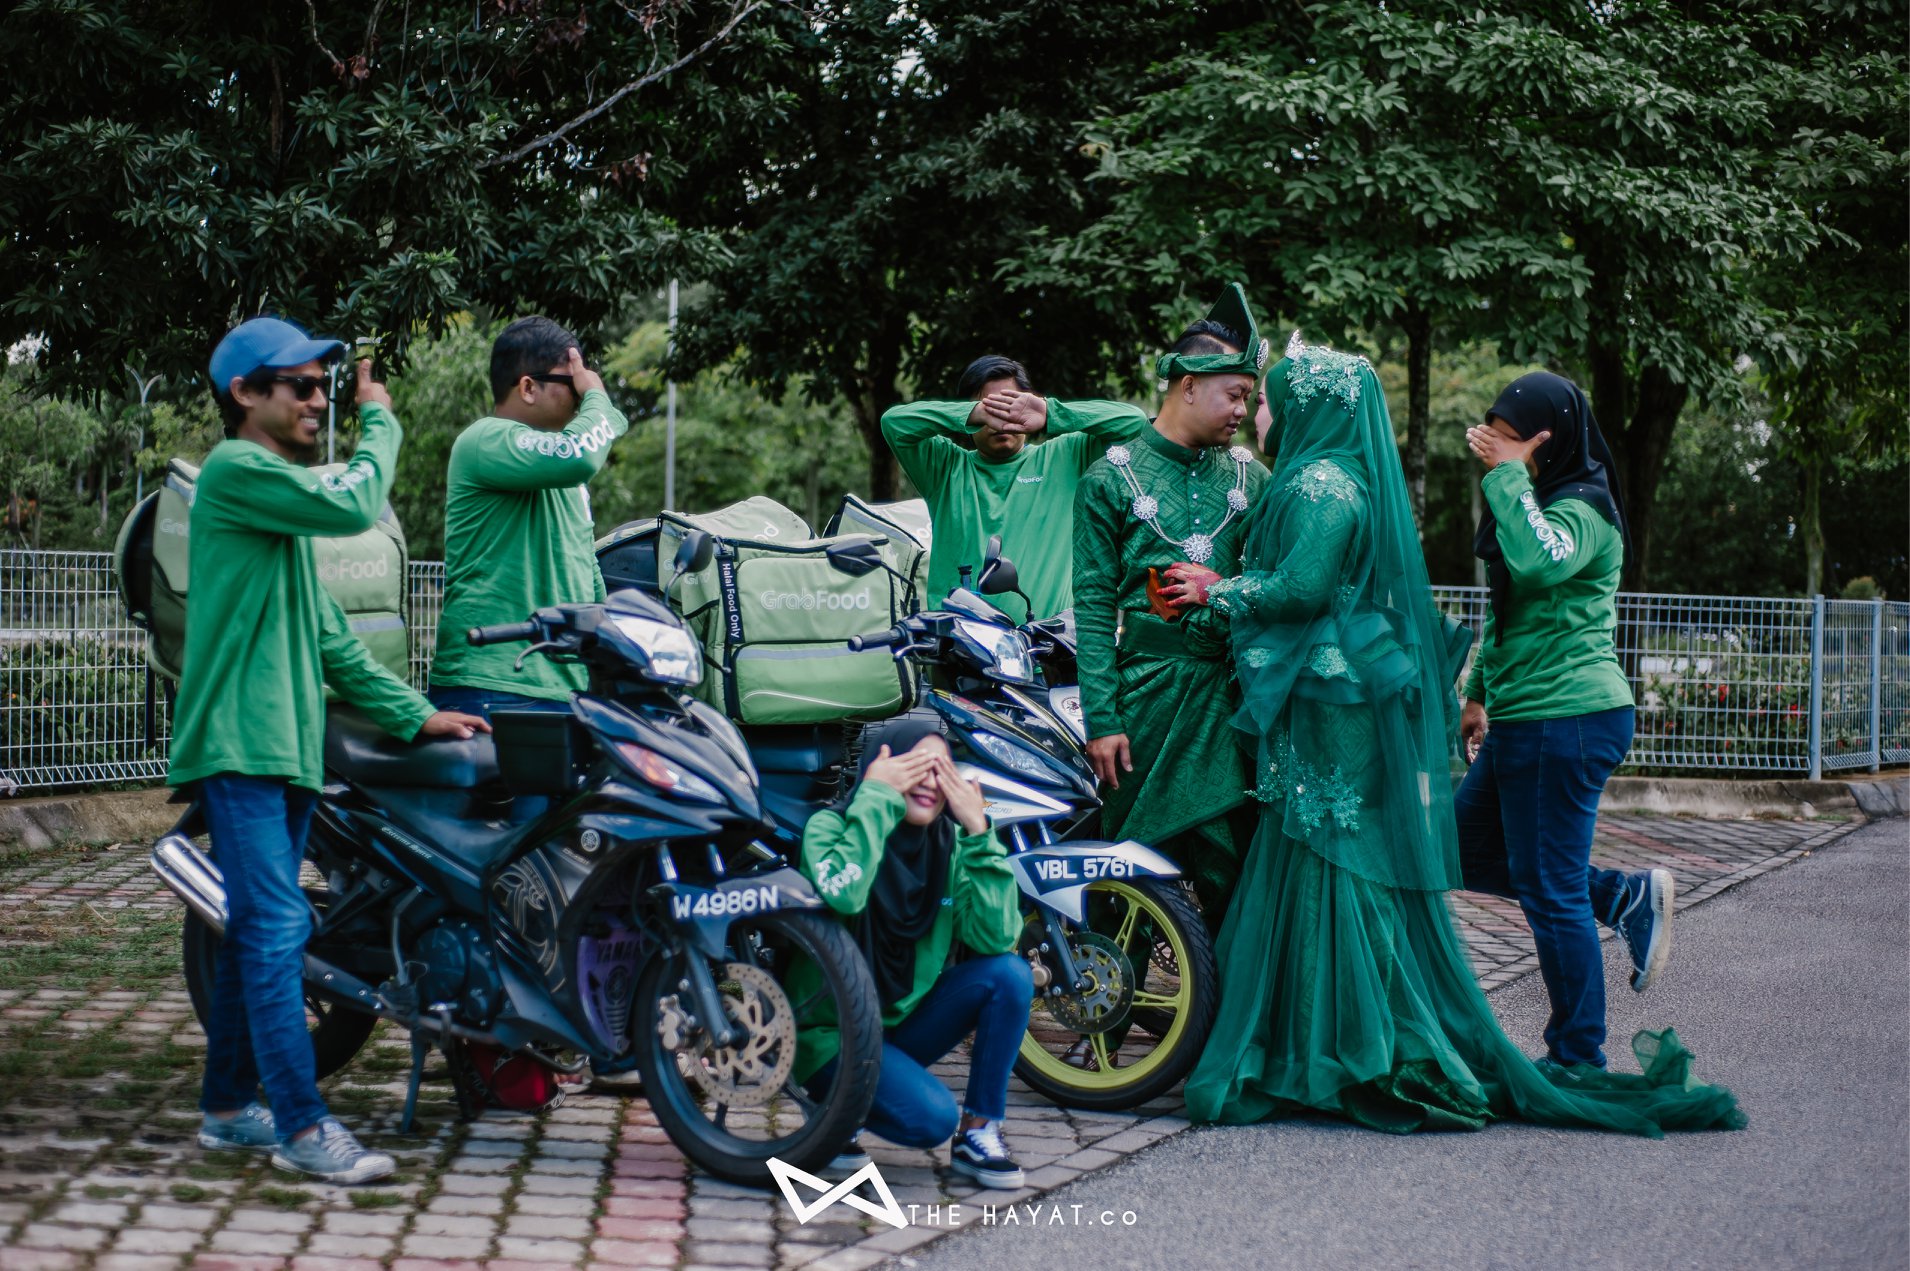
[1073,286,1271,927]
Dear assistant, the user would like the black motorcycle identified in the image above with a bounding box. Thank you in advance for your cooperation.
[152,534,881,1186]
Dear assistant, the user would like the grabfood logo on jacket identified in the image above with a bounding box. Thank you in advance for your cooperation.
[1517,491,1574,563]
[319,556,392,583]
[515,416,618,459]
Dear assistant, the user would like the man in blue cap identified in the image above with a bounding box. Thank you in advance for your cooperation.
[172,317,486,1184]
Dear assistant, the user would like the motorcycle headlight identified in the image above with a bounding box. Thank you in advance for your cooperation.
[969,730,1059,786]
[609,615,703,686]
[612,742,724,804]
[955,618,1034,683]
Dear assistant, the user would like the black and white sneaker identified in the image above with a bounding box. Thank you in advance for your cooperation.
[1610,868,1675,992]
[819,1134,872,1181]
[950,1119,1024,1189]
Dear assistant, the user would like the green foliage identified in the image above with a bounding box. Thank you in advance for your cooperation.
[659,0,1239,496]
[0,0,758,398]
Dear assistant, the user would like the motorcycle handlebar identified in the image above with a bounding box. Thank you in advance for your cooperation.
[847,625,907,653]
[468,621,539,647]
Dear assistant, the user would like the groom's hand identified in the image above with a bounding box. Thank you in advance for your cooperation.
[1087,734,1133,789]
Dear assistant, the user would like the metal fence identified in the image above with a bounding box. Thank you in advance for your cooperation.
[1433,586,1910,777]
[2,550,1904,793]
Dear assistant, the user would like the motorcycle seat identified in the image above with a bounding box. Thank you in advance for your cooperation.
[325,704,501,789]
[741,724,844,775]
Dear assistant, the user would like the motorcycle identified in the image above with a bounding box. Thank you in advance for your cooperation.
[757,535,1219,1111]
[151,533,882,1186]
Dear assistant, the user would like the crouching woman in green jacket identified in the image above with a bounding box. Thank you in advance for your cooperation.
[793,715,1033,1188]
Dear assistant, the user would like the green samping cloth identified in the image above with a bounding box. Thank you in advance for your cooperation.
[1181,338,1744,1138]
[1072,425,1269,912]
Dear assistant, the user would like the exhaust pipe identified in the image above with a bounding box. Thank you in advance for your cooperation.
[151,833,227,936]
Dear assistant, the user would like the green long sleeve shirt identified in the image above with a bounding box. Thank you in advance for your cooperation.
[789,782,1022,1079]
[881,398,1148,622]
[429,389,630,700]
[167,404,434,791]
[1463,463,1633,722]
[1073,428,1269,739]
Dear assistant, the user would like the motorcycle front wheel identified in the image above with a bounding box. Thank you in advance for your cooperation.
[1014,877,1217,1111]
[633,910,880,1187]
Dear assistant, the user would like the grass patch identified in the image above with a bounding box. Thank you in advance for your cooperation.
[83,1184,133,1200]
[185,1158,249,1181]
[349,1190,406,1209]
[253,1185,315,1209]
[168,1183,212,1203]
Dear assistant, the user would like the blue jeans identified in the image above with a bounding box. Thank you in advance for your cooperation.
[426,685,570,822]
[1455,706,1635,1068]
[199,775,327,1139]
[810,953,1034,1147]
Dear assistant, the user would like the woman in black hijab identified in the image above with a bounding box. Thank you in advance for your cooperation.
[789,715,1032,1189]
[1456,371,1685,1077]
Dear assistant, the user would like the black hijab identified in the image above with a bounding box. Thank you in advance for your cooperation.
[836,714,956,1008]
[1472,372,1630,642]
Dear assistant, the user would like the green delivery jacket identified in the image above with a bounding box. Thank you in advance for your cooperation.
[788,783,1022,1080]
[881,398,1148,622]
[167,404,434,791]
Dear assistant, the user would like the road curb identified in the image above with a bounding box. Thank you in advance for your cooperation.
[1602,774,1907,820]
[0,787,180,853]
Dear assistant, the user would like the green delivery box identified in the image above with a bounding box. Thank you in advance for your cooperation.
[659,497,912,724]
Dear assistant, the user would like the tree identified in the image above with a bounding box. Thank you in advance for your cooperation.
[660,0,1247,499]
[1007,1,1822,584]
[0,0,763,399]
[1747,0,1907,596]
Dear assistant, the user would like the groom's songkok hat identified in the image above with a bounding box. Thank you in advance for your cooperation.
[1155,282,1271,383]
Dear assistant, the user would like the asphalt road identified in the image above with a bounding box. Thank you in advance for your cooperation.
[906,818,1909,1271]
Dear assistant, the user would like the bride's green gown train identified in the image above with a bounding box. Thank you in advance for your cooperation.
[1180,340,1744,1138]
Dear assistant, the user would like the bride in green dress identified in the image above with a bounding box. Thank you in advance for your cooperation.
[1161,336,1744,1137]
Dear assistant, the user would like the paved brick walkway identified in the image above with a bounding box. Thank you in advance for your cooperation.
[0,811,1862,1271]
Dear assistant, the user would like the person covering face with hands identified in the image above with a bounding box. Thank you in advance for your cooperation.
[788,716,1033,1190]
[429,317,629,725]
[174,318,485,1188]
[1456,371,1676,1073]
[880,355,1148,623]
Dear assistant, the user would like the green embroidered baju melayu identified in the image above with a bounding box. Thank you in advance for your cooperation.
[1182,339,1744,1138]
[1073,427,1268,910]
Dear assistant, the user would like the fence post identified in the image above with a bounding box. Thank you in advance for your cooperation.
[1871,598,1885,773]
[1808,594,1825,781]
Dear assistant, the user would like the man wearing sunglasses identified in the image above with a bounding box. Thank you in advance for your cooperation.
[428,316,628,729]
[172,317,489,1184]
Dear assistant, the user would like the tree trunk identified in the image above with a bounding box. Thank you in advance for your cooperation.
[1802,453,1825,596]
[1402,305,1431,533]
[847,318,906,501]
[1585,337,1687,592]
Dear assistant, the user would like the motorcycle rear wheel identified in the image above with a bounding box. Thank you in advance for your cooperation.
[182,911,380,1083]
[633,910,880,1187]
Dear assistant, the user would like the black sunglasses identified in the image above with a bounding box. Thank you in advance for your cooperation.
[268,374,327,401]
[528,373,577,392]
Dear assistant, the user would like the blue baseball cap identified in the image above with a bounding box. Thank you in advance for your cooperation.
[208,317,345,396]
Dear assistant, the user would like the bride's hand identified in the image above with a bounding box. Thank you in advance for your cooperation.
[1161,562,1222,607]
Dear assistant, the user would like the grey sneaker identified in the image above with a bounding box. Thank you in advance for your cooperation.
[1610,868,1675,992]
[271,1117,396,1185]
[198,1103,277,1153]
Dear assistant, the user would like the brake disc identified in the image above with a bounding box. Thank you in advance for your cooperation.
[1044,931,1134,1035]
[661,962,795,1109]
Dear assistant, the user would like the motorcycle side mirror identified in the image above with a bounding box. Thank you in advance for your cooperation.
[664,530,715,602]
[977,535,1020,598]
[675,530,715,576]
[826,537,884,578]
